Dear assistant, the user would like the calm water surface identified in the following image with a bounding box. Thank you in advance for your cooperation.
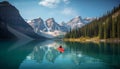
[0,40,120,69]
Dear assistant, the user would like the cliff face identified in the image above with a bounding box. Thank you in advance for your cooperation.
[0,1,45,39]
[0,18,16,39]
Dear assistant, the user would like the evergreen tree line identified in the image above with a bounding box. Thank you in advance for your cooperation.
[65,4,120,39]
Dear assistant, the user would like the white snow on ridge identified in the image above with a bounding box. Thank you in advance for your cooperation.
[37,30,66,38]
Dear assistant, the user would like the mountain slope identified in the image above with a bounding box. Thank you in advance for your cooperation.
[27,17,46,33]
[0,1,45,39]
[45,18,68,32]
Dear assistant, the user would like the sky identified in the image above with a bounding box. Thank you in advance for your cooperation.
[0,0,120,23]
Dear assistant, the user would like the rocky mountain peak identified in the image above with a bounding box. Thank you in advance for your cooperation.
[32,17,43,23]
[45,18,56,28]
[46,18,55,23]
[68,16,83,24]
[0,1,10,5]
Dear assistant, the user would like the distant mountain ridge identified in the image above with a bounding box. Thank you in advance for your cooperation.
[27,17,68,38]
[27,15,95,38]
[66,16,85,30]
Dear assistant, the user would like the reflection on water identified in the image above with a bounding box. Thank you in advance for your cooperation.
[0,40,120,69]
[20,41,120,69]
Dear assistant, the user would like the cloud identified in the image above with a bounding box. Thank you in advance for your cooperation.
[63,0,70,4]
[61,8,78,16]
[38,0,70,8]
[39,0,60,8]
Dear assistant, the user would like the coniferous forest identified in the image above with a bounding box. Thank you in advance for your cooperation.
[65,5,120,39]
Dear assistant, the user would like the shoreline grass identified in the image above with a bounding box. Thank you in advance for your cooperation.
[63,37,120,43]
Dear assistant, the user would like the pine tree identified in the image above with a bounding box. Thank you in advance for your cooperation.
[99,23,102,39]
[64,4,120,39]
[117,14,120,38]
[112,18,115,38]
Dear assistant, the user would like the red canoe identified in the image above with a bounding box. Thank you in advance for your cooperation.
[57,47,64,53]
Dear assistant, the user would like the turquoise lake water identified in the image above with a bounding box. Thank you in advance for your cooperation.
[0,40,120,69]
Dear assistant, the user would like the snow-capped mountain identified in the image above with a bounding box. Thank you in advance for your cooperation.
[27,17,46,33]
[27,18,67,38]
[83,17,97,23]
[45,18,60,32]
[45,18,68,32]
[67,16,85,30]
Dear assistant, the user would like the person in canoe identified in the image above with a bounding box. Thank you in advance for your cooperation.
[57,45,64,53]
